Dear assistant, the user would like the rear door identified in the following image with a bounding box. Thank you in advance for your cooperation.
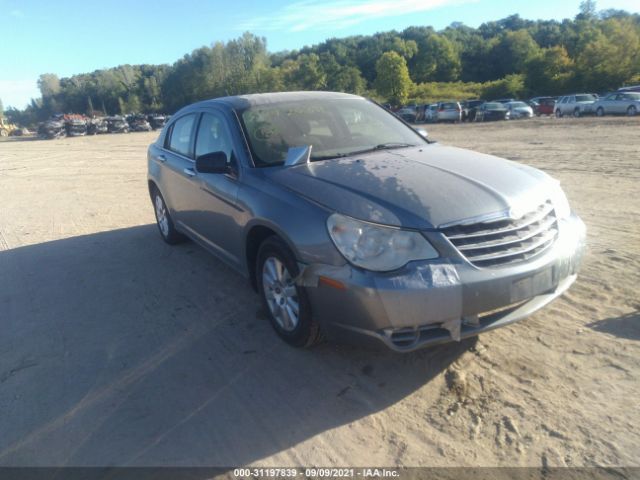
[613,94,626,114]
[156,113,199,226]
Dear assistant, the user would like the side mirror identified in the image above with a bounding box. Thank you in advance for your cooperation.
[416,128,428,138]
[196,151,228,174]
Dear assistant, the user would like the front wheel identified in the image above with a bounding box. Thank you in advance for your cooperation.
[555,109,562,118]
[573,108,581,118]
[152,188,186,245]
[596,107,605,117]
[627,105,637,116]
[257,237,322,348]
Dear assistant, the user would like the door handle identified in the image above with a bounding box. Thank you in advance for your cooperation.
[157,154,166,162]
[183,167,196,177]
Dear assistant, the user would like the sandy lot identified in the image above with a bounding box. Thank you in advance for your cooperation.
[0,117,638,467]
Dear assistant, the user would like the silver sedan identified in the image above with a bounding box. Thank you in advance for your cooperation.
[505,101,534,119]
[147,92,585,352]
[594,92,640,116]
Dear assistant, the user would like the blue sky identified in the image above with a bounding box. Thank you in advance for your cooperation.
[1,0,639,108]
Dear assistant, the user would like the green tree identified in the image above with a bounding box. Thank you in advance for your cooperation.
[525,46,575,94]
[282,54,327,90]
[482,73,526,99]
[575,18,640,90]
[490,30,541,77]
[37,73,61,98]
[578,0,597,20]
[332,66,366,94]
[411,34,461,82]
[375,51,412,104]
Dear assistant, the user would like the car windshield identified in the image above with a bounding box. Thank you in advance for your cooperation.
[240,98,424,167]
[576,94,597,102]
[510,102,528,108]
[485,103,505,110]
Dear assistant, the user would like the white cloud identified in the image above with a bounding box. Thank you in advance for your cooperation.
[0,79,40,109]
[240,0,477,32]
[597,0,640,12]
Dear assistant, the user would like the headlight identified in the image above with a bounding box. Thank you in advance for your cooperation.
[549,180,571,219]
[326,213,438,271]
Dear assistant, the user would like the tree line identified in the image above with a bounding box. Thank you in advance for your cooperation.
[4,2,640,126]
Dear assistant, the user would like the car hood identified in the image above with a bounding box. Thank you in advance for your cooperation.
[265,144,553,229]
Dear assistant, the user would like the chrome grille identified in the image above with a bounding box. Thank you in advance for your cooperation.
[441,201,558,268]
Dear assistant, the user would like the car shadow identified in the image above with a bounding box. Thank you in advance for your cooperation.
[0,225,472,466]
[587,311,640,341]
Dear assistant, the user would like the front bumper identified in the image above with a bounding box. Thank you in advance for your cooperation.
[303,213,586,352]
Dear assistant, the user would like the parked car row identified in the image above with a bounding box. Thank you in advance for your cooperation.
[388,84,639,125]
[36,113,170,140]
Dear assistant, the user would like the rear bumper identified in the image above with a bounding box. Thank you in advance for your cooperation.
[303,213,586,352]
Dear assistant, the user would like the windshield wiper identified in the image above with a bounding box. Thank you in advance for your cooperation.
[344,143,416,156]
[309,153,349,161]
[309,143,415,162]
[373,142,416,150]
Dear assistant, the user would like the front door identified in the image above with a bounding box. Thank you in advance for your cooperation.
[184,111,243,268]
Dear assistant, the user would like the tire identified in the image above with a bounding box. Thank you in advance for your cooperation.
[256,236,322,348]
[573,108,581,118]
[627,105,637,116]
[151,187,186,245]
[0,129,8,137]
[596,107,605,117]
[555,109,562,118]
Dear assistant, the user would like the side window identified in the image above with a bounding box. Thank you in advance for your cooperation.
[168,114,196,157]
[195,113,233,160]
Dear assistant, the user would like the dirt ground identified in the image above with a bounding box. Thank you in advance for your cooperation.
[0,116,638,467]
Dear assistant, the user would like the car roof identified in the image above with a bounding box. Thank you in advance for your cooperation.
[186,91,364,112]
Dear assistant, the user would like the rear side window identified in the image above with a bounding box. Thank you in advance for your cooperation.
[167,114,196,157]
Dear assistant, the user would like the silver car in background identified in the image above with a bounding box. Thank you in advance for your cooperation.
[147,91,585,352]
[424,103,438,123]
[554,94,598,117]
[594,92,640,116]
[436,101,462,122]
[505,101,534,119]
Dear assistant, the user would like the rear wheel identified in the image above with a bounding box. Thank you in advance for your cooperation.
[596,107,605,117]
[257,236,322,348]
[627,105,637,116]
[573,108,581,118]
[151,187,186,245]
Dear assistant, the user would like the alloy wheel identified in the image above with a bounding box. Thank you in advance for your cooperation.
[154,194,169,238]
[262,256,300,332]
